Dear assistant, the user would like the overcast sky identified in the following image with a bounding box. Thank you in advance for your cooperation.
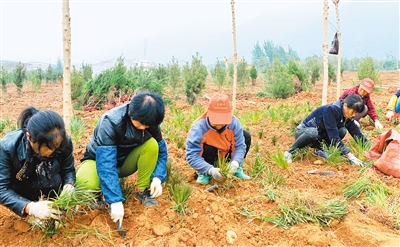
[1,0,398,66]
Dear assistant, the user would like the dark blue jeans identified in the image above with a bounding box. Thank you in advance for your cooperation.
[287,124,346,153]
[202,130,251,166]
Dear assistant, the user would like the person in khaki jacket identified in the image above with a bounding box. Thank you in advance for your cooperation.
[385,89,400,120]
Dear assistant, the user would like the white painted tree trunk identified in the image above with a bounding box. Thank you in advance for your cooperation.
[322,0,329,105]
[333,0,342,99]
[230,0,237,111]
[62,0,72,133]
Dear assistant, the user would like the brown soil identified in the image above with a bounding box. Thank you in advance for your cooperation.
[0,71,399,247]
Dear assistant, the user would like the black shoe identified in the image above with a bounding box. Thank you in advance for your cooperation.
[89,196,109,210]
[135,189,158,207]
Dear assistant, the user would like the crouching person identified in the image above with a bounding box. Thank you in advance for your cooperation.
[76,91,168,227]
[186,93,251,185]
[0,106,75,220]
[283,94,369,166]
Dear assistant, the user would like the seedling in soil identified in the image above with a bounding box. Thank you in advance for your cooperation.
[170,182,193,215]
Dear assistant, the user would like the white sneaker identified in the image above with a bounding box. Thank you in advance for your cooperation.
[284,151,293,163]
[354,120,360,128]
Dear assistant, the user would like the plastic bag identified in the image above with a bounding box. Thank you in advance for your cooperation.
[329,32,339,55]
[363,129,400,178]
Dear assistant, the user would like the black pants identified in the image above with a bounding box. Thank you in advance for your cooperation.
[202,130,251,166]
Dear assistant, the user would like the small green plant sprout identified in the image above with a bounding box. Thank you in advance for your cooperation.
[340,176,400,229]
[321,142,346,166]
[292,146,310,163]
[269,150,290,170]
[70,115,86,146]
[341,176,392,203]
[240,190,348,229]
[250,153,268,178]
[347,137,371,161]
[120,177,135,200]
[214,154,233,180]
[270,135,278,146]
[260,167,286,189]
[170,182,193,216]
[51,185,99,215]
[165,158,187,190]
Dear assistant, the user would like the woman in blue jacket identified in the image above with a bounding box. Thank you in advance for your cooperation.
[283,94,369,166]
[76,91,168,228]
[0,106,75,220]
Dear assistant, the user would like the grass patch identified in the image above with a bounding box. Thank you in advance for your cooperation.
[239,190,348,229]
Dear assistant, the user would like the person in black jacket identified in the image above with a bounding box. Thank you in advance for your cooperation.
[0,106,75,220]
[76,91,168,228]
[283,94,369,166]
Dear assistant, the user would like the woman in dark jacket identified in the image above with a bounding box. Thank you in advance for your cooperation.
[0,106,75,220]
[76,91,168,228]
[283,94,369,166]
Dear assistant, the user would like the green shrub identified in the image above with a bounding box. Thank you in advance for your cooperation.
[265,59,295,99]
[249,63,258,85]
[183,53,207,105]
[237,59,249,87]
[13,62,26,94]
[287,58,310,92]
[71,66,84,101]
[358,56,380,84]
[167,56,181,95]
[305,56,321,85]
[211,59,226,89]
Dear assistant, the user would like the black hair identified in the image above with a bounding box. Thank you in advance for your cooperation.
[129,91,165,126]
[18,106,68,151]
[343,94,365,113]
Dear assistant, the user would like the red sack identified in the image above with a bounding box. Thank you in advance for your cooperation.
[363,129,400,178]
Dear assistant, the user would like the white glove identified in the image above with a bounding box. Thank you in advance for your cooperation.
[374,120,383,129]
[29,201,62,220]
[150,177,162,198]
[60,183,75,197]
[110,202,124,225]
[354,120,360,128]
[346,153,364,167]
[208,167,226,182]
[386,110,394,120]
[228,161,239,174]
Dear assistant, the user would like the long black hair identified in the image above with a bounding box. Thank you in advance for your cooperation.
[18,106,68,151]
[129,91,165,126]
[343,94,365,113]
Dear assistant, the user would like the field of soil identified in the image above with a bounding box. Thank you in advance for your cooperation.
[0,71,399,247]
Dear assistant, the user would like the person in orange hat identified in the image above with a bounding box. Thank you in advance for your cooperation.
[186,93,251,184]
[339,78,383,129]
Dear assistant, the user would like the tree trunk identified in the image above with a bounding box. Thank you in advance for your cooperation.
[230,0,237,110]
[62,0,72,133]
[333,0,342,99]
[322,0,329,105]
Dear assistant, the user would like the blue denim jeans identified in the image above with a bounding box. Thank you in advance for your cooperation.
[287,124,346,153]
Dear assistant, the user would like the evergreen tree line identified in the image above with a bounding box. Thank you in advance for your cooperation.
[0,39,396,105]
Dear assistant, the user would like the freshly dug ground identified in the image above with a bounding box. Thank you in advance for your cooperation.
[0,71,399,247]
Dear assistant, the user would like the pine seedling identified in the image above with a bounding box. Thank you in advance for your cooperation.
[70,115,85,146]
[170,182,193,215]
[260,167,286,189]
[321,142,346,166]
[51,185,99,215]
[214,154,233,180]
[165,158,186,189]
[269,150,290,170]
[347,137,371,160]
[251,153,268,178]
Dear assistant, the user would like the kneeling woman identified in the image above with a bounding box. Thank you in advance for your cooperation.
[283,94,369,166]
[0,107,75,220]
